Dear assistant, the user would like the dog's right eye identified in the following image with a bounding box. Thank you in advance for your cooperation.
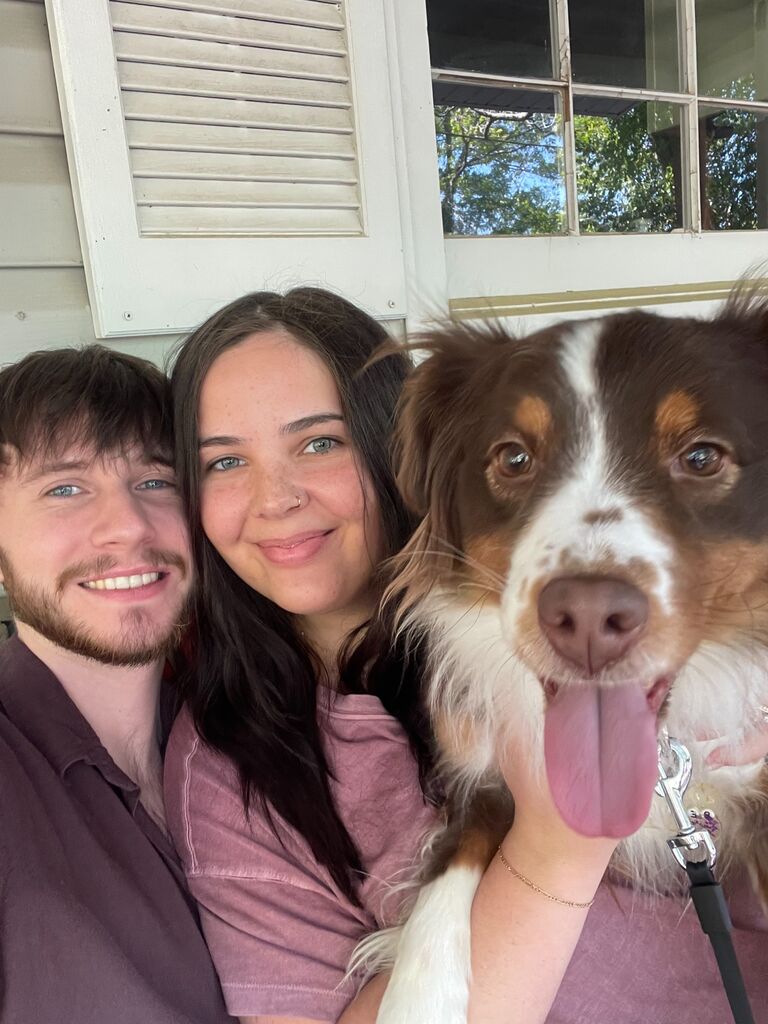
[492,442,534,478]
[673,441,730,479]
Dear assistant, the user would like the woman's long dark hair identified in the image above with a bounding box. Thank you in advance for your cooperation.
[171,287,433,903]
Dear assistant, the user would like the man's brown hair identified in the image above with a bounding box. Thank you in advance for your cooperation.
[0,345,173,468]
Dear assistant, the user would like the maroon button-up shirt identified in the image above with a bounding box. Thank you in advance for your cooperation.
[0,637,230,1024]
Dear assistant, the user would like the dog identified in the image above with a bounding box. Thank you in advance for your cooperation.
[357,287,768,1022]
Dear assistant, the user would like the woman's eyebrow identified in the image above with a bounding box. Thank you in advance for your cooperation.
[198,435,243,450]
[197,415,344,449]
[279,413,344,436]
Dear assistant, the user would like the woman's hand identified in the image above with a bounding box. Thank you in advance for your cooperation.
[466,738,619,1024]
[497,737,619,900]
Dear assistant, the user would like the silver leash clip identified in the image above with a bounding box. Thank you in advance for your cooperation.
[655,733,717,870]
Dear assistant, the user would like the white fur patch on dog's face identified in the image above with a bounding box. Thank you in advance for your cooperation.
[412,591,544,779]
[501,320,675,681]
[669,639,768,741]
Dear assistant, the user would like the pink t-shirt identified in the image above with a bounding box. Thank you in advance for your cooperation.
[166,696,768,1023]
[550,871,768,1022]
[164,693,436,1021]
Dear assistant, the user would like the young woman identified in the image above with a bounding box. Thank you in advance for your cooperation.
[164,288,766,1024]
[163,287,622,1023]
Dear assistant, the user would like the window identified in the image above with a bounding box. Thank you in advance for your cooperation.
[43,0,768,336]
[427,0,768,237]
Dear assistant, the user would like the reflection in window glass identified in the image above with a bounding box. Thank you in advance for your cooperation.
[426,0,553,79]
[699,106,768,229]
[434,92,565,236]
[574,100,683,232]
[696,0,768,102]
[569,0,679,91]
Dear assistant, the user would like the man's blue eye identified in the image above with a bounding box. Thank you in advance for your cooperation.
[47,484,81,498]
[139,478,175,490]
[303,438,337,455]
[210,456,245,472]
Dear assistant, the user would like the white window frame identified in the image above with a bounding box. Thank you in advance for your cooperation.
[44,0,410,338]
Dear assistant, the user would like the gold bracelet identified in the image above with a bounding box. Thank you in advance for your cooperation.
[497,845,595,909]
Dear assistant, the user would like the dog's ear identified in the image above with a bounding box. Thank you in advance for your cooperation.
[717,273,768,341]
[394,324,508,517]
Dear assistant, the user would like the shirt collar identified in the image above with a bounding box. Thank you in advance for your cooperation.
[0,637,139,795]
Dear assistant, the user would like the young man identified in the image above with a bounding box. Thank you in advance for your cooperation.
[0,346,229,1023]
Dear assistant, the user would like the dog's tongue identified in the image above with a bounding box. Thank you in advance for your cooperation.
[544,682,658,838]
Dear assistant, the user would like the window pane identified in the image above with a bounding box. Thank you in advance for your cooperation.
[574,99,683,232]
[434,90,566,236]
[699,105,768,228]
[426,0,553,79]
[696,0,768,102]
[569,0,680,91]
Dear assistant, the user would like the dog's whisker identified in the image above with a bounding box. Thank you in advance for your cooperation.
[389,545,506,593]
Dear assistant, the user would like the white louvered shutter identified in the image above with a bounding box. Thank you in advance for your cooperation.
[45,0,406,336]
[112,0,363,236]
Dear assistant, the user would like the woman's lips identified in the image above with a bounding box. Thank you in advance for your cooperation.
[256,529,334,566]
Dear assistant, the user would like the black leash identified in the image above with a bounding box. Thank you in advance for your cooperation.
[656,736,755,1024]
[685,859,755,1024]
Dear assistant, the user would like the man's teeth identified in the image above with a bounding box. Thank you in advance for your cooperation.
[83,572,160,591]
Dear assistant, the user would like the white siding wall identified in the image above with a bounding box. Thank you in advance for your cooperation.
[0,0,178,366]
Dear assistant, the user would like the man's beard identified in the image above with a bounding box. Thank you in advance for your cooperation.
[0,548,190,667]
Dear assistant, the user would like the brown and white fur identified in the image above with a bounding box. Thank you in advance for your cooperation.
[355,289,768,1023]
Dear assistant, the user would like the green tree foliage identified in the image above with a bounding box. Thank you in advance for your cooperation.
[436,99,762,235]
[436,106,564,234]
[573,105,679,232]
[702,108,760,229]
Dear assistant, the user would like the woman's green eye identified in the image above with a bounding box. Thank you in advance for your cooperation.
[303,438,337,455]
[210,456,245,472]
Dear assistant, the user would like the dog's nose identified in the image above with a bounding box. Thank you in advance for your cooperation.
[537,576,648,675]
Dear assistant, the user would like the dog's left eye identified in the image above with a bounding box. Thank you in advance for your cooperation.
[492,442,534,478]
